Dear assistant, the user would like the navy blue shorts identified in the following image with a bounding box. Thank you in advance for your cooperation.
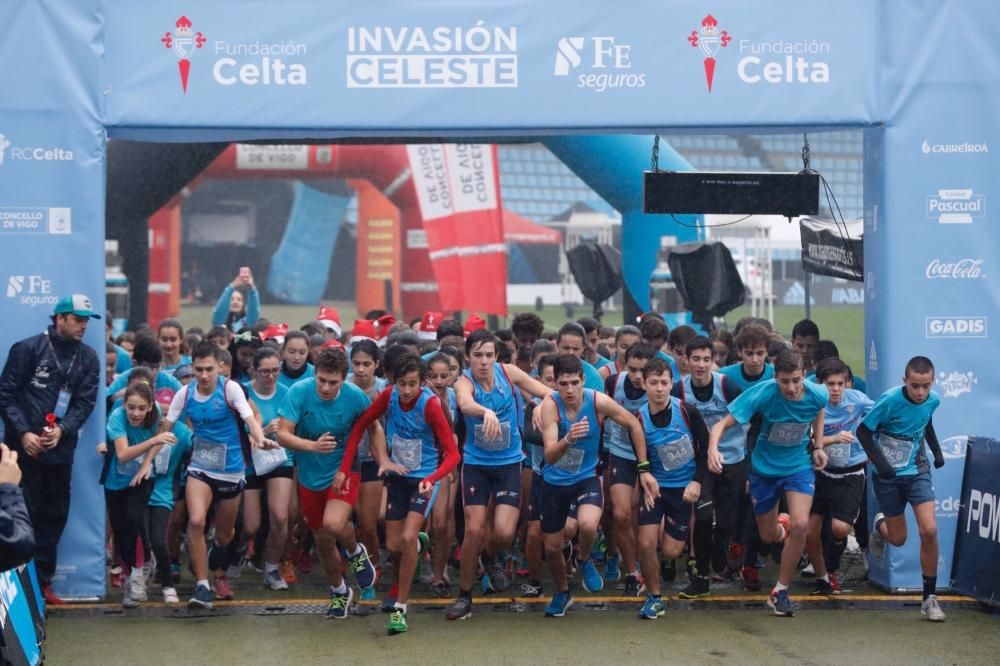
[873,470,935,518]
[527,471,544,522]
[606,453,638,488]
[385,476,437,522]
[244,464,294,490]
[749,468,815,516]
[638,486,692,542]
[358,460,382,484]
[540,476,603,534]
[187,470,245,501]
[811,470,866,524]
[461,462,522,508]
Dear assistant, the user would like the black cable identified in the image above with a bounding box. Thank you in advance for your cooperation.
[669,213,753,228]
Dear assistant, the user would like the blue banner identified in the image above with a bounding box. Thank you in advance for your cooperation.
[0,563,45,666]
[953,437,1000,606]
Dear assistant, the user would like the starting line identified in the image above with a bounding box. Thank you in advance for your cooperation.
[48,594,979,618]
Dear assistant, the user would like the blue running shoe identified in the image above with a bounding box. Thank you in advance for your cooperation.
[767,587,795,617]
[638,594,665,620]
[187,583,213,611]
[604,554,621,583]
[359,586,377,601]
[348,543,377,589]
[544,590,574,617]
[579,558,604,593]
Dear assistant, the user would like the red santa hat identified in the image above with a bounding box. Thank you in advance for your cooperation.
[463,313,487,336]
[320,338,345,351]
[261,323,289,345]
[416,311,445,340]
[349,319,379,346]
[375,314,397,346]
[316,306,342,337]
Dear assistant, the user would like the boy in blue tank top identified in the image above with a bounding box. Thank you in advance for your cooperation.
[338,353,459,635]
[445,329,552,621]
[634,356,710,619]
[805,358,873,595]
[160,342,267,611]
[538,354,659,618]
[601,341,658,596]
[277,348,381,619]
[856,356,946,622]
[708,349,828,617]
[676,336,743,600]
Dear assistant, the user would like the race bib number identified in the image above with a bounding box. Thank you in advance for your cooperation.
[878,434,916,470]
[391,434,423,473]
[192,437,228,472]
[116,454,142,478]
[825,442,852,467]
[153,443,174,476]
[554,446,585,473]
[474,421,511,452]
[655,435,694,472]
[251,444,288,476]
[767,422,810,447]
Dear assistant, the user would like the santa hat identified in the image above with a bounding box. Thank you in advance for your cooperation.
[416,311,445,340]
[349,319,379,346]
[320,338,345,351]
[463,313,487,336]
[375,314,397,346]
[316,306,342,337]
[261,323,289,345]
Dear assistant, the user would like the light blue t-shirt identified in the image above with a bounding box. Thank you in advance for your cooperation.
[822,389,874,469]
[163,355,192,373]
[719,362,775,393]
[279,379,371,491]
[114,345,132,374]
[149,422,193,510]
[582,360,605,391]
[861,386,940,477]
[729,379,828,478]
[105,406,156,492]
[247,382,291,471]
[278,363,315,391]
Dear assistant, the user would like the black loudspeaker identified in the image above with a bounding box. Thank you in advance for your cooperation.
[565,242,623,319]
[644,171,820,217]
[666,242,746,329]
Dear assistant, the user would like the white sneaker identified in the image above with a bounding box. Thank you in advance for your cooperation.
[122,574,146,608]
[142,557,155,585]
[921,595,946,622]
[162,587,180,604]
[263,569,289,591]
[869,513,887,560]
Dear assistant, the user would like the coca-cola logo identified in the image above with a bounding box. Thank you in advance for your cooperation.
[926,258,985,279]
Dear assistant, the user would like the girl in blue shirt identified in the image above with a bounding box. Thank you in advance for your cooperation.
[211,271,260,333]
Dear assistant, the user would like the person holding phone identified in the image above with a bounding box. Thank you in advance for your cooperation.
[212,268,260,333]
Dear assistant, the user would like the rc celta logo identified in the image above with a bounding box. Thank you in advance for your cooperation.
[161,15,207,94]
[688,14,731,92]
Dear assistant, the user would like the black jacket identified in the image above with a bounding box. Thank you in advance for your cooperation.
[0,326,100,465]
[0,483,35,570]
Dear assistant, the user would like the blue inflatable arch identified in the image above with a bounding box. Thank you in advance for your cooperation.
[1,0,996,596]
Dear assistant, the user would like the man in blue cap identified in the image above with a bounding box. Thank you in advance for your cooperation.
[0,294,101,604]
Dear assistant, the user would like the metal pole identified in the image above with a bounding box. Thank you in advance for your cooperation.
[804,272,812,320]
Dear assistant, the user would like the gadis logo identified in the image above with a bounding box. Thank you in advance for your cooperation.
[688,14,731,92]
[161,16,207,94]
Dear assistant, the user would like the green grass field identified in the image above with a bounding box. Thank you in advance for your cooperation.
[180,303,863,377]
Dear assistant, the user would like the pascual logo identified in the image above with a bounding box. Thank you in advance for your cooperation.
[554,36,645,92]
[935,371,977,398]
[926,189,985,224]
[346,23,518,88]
[687,14,731,92]
[6,274,57,307]
[161,16,206,94]
[966,488,1000,544]
[925,316,987,338]
[926,258,985,279]
[922,140,989,155]
[0,133,74,167]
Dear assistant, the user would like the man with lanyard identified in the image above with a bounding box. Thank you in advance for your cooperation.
[707,349,828,617]
[445,329,551,621]
[277,347,379,619]
[856,356,947,622]
[676,336,743,598]
[805,358,873,595]
[602,342,658,595]
[0,294,100,604]
[539,354,658,618]
[160,342,267,609]
[634,357,710,619]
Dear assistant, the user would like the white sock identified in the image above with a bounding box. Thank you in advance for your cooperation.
[818,574,829,582]
[265,562,279,574]
[773,581,788,593]
[330,582,347,595]
[197,579,210,589]
[394,602,407,613]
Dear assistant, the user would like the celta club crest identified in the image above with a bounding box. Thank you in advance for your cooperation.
[161,16,206,94]
[688,14,732,93]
